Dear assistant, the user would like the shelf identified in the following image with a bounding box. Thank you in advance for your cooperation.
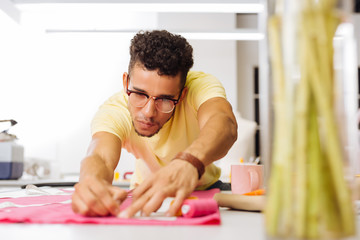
[14,1,265,14]
[45,29,264,41]
[9,1,266,41]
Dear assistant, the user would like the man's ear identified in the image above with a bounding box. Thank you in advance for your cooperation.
[180,87,188,101]
[122,72,128,91]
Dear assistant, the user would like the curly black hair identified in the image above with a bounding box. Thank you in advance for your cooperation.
[128,30,194,88]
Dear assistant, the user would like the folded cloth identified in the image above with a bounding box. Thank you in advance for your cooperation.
[0,189,220,225]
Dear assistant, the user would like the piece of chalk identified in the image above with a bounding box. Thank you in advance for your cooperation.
[181,199,218,218]
[170,196,198,216]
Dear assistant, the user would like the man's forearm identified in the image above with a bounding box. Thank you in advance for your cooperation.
[185,98,238,166]
[79,155,115,183]
[79,132,122,183]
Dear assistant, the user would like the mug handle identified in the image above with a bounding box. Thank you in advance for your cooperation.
[248,169,259,191]
[123,171,133,180]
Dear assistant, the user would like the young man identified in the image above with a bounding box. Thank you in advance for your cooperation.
[71,30,238,218]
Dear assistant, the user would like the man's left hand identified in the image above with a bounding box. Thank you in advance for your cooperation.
[118,159,198,218]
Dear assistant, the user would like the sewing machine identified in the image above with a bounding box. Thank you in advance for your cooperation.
[0,141,24,180]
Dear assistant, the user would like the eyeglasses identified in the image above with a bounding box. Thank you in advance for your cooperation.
[126,76,182,113]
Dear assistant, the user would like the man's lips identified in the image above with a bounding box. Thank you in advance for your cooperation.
[137,120,155,128]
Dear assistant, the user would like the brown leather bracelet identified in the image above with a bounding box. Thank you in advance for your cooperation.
[172,152,205,179]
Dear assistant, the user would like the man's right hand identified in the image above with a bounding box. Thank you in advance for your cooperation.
[71,176,127,217]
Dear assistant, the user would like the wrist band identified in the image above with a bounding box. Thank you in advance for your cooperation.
[172,152,205,179]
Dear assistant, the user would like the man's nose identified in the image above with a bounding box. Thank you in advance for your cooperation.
[142,97,157,117]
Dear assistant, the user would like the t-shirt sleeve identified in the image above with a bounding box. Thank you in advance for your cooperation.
[91,92,132,141]
[185,71,227,110]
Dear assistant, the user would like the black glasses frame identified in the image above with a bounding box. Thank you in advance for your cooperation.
[126,76,183,112]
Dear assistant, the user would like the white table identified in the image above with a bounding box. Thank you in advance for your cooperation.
[0,210,266,240]
[0,207,359,240]
[0,185,359,240]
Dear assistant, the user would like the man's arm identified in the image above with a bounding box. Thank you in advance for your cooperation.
[71,131,128,216]
[184,97,238,165]
[119,97,237,218]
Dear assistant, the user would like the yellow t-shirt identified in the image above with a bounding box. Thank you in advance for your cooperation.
[91,71,226,190]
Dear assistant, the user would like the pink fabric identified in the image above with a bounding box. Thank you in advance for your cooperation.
[0,189,220,225]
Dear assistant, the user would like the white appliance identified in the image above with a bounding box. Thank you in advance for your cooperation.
[0,141,24,179]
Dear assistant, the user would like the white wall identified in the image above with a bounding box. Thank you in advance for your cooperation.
[0,11,238,178]
[44,33,135,174]
[158,13,237,110]
[1,11,158,176]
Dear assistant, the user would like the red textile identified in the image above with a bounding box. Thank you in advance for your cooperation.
[0,189,220,225]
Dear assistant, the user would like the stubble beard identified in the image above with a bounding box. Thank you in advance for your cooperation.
[132,110,175,138]
[132,120,161,138]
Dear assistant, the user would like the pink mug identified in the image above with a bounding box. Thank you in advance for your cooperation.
[231,164,264,194]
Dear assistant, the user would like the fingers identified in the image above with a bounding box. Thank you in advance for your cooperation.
[72,182,108,216]
[118,191,152,218]
[119,182,167,218]
[119,162,198,218]
[137,190,166,216]
[118,176,153,217]
[93,185,124,216]
[166,190,187,217]
[131,178,152,201]
[71,191,97,217]
[119,187,187,218]
[72,181,126,217]
[109,186,128,204]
